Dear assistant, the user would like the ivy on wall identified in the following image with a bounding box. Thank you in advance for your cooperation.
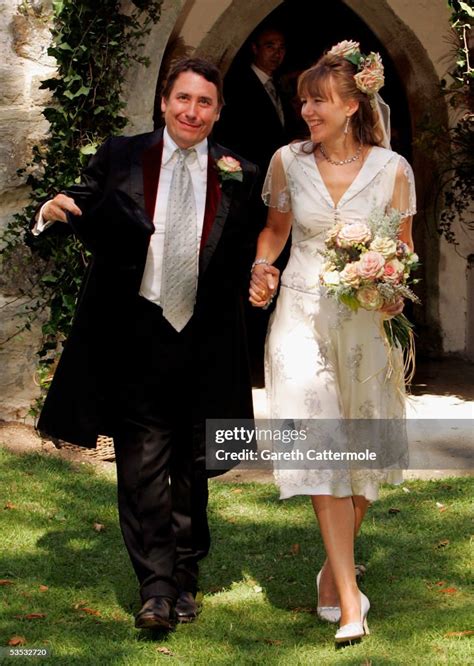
[417,0,473,245]
[0,0,162,414]
[439,0,473,243]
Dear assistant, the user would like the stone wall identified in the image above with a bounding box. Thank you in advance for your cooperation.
[0,0,55,421]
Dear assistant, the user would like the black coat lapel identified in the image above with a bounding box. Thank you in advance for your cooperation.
[130,128,164,215]
[199,143,236,275]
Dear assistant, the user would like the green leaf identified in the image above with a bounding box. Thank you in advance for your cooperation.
[76,86,91,97]
[57,42,73,51]
[63,73,82,84]
[80,144,98,156]
[52,0,64,16]
[41,275,58,285]
[340,293,359,311]
[345,53,362,67]
[459,2,474,17]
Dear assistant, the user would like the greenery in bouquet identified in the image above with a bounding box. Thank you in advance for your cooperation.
[319,208,420,350]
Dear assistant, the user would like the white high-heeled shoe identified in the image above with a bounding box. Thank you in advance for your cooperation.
[316,569,341,623]
[334,592,370,643]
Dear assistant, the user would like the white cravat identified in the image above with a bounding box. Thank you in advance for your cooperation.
[139,128,207,306]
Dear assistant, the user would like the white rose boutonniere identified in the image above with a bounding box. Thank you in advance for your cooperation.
[216,156,243,183]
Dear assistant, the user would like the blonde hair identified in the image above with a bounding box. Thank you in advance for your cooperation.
[297,53,385,147]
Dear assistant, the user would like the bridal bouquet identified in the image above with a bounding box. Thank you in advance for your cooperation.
[320,208,420,350]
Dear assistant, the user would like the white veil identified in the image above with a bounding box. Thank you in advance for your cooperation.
[373,92,391,149]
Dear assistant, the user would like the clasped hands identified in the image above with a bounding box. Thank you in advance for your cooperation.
[249,263,280,308]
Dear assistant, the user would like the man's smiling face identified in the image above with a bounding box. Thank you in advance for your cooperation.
[161,71,221,149]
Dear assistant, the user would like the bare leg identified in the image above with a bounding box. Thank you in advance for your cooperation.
[312,495,368,625]
[316,495,370,607]
[353,495,370,536]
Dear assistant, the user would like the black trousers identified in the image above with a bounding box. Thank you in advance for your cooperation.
[113,296,210,602]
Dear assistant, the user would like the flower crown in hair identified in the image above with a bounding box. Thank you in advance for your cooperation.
[328,40,384,96]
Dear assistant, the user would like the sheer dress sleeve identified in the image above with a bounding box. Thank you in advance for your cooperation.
[262,147,292,213]
[390,155,416,219]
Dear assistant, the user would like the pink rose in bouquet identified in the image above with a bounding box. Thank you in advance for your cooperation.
[357,251,385,279]
[337,223,372,248]
[383,258,405,283]
[319,209,420,351]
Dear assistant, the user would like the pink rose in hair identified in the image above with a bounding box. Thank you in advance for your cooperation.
[354,53,384,94]
[328,40,360,58]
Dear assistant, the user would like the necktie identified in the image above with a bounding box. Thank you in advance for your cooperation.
[265,78,285,126]
[161,148,197,332]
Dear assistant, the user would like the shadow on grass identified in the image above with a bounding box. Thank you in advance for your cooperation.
[0,448,472,664]
[204,479,472,613]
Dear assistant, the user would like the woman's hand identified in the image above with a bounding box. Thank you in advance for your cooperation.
[380,296,404,319]
[249,263,280,308]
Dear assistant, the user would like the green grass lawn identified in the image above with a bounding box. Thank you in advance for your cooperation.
[0,447,472,665]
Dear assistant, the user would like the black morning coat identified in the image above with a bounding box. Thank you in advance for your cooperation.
[33,128,259,475]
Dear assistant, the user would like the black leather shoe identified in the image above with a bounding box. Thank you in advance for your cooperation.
[135,596,175,630]
[175,591,199,623]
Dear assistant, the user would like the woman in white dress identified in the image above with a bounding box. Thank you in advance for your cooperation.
[249,42,416,644]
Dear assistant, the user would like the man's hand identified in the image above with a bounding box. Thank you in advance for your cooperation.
[249,263,280,308]
[380,296,404,319]
[42,194,82,223]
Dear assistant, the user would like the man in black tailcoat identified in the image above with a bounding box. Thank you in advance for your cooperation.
[31,58,278,630]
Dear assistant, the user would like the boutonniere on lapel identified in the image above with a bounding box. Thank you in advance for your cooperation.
[215,156,243,186]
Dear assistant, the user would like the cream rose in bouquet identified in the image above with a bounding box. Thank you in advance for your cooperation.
[319,208,420,349]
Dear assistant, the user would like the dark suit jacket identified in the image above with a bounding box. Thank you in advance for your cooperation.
[214,66,293,182]
[34,128,259,463]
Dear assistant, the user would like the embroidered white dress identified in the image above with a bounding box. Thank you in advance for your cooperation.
[263,144,417,501]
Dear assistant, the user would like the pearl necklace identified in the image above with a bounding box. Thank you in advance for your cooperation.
[319,143,362,166]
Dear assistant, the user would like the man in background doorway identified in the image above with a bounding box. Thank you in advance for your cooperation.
[214,25,295,387]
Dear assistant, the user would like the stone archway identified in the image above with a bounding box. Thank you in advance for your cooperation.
[124,0,448,352]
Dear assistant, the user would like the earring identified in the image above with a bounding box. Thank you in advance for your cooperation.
[344,117,350,135]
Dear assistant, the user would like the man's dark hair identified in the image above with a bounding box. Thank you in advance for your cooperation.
[162,57,224,107]
[250,24,285,48]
